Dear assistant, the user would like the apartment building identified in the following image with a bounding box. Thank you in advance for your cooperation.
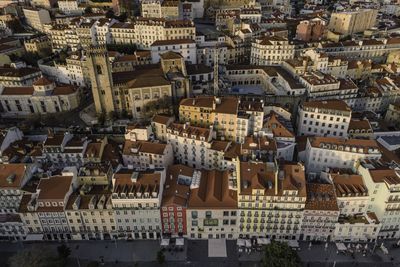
[300,72,358,100]
[166,122,213,169]
[302,137,382,173]
[357,161,400,239]
[328,9,378,36]
[24,169,77,241]
[302,183,339,241]
[161,164,192,237]
[24,35,51,57]
[0,77,80,117]
[58,0,84,15]
[0,164,35,241]
[151,114,175,142]
[23,7,51,32]
[297,100,351,138]
[141,0,162,18]
[122,140,174,169]
[187,168,238,239]
[112,168,165,239]
[134,18,195,49]
[150,39,197,64]
[238,161,306,240]
[65,185,116,240]
[77,163,113,186]
[250,36,295,65]
[179,96,239,141]
[0,67,41,87]
[334,213,381,242]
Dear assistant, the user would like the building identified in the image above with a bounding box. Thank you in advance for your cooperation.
[357,161,400,239]
[0,66,41,87]
[24,35,52,57]
[161,164,192,237]
[250,36,295,65]
[112,168,165,239]
[302,182,339,241]
[237,161,306,240]
[179,96,239,141]
[328,9,378,36]
[0,164,35,241]
[297,100,351,138]
[334,213,380,242]
[296,18,326,42]
[302,137,382,173]
[23,168,78,240]
[0,77,80,117]
[22,7,51,32]
[65,185,115,240]
[187,168,238,239]
[384,103,400,127]
[150,39,197,64]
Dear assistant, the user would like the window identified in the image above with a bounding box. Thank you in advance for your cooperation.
[96,65,102,74]
[206,211,212,218]
[191,211,198,219]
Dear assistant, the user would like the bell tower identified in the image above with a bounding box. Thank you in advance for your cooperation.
[86,46,115,116]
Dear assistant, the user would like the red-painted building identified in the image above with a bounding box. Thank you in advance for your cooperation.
[161,164,193,237]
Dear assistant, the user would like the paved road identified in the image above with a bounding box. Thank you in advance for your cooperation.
[1,239,400,266]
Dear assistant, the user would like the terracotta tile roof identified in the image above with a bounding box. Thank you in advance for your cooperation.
[309,137,380,154]
[1,86,34,95]
[0,67,40,77]
[168,122,211,140]
[305,182,339,211]
[159,51,183,60]
[329,171,368,197]
[242,136,277,152]
[302,99,351,112]
[33,77,53,86]
[152,114,174,125]
[188,169,237,209]
[180,96,214,108]
[37,175,72,200]
[369,168,400,185]
[162,164,193,207]
[44,134,65,147]
[122,140,168,155]
[264,111,294,138]
[348,119,372,131]
[52,85,77,95]
[0,164,28,189]
[113,169,161,196]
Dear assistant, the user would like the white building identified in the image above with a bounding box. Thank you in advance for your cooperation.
[250,36,295,65]
[150,39,197,64]
[302,137,382,173]
[297,100,351,138]
[357,160,400,239]
[23,7,51,32]
[112,168,165,239]
[0,77,80,117]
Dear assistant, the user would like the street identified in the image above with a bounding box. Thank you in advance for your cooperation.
[1,239,400,266]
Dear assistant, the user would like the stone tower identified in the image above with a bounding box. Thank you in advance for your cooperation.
[86,46,115,116]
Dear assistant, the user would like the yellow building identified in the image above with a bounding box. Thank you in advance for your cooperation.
[179,96,239,140]
[24,35,51,57]
[328,9,378,36]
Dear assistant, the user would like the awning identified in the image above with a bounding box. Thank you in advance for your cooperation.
[257,238,270,245]
[288,240,299,248]
[160,238,169,246]
[24,234,44,241]
[176,238,184,246]
[336,242,347,251]
[245,239,252,248]
[237,238,245,247]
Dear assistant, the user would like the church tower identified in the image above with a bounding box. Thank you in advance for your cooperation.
[86,46,115,116]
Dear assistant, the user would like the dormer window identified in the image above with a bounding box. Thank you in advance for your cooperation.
[45,202,51,207]
[52,202,57,207]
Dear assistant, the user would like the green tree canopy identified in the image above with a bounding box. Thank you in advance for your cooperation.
[262,241,301,267]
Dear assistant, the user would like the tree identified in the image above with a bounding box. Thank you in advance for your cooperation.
[262,241,301,267]
[156,250,165,265]
[84,7,93,14]
[57,243,71,262]
[8,247,62,267]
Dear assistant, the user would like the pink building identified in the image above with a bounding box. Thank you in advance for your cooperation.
[296,19,326,42]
